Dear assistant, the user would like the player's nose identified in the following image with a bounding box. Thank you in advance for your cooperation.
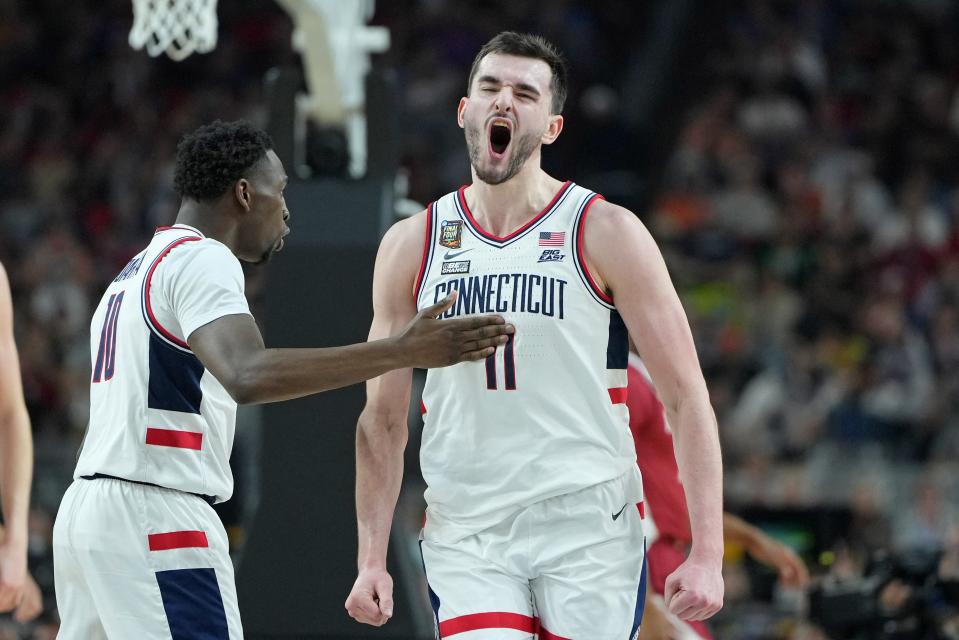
[493,90,513,112]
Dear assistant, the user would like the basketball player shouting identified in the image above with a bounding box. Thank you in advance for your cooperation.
[347,32,723,639]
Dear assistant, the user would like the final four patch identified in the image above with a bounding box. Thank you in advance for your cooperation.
[440,220,463,248]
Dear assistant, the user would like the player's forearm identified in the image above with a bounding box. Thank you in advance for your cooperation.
[355,413,407,571]
[667,393,724,565]
[0,407,32,545]
[722,512,760,549]
[230,339,405,404]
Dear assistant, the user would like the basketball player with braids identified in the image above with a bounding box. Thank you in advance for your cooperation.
[52,120,513,639]
[347,32,723,639]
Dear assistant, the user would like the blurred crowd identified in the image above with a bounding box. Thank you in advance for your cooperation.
[648,2,959,634]
[657,0,959,554]
[1,0,958,637]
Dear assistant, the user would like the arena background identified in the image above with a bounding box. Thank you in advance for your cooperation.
[2,0,959,638]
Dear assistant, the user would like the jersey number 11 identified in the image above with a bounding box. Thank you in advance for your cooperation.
[485,333,516,390]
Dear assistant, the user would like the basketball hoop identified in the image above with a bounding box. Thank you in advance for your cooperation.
[129,0,219,61]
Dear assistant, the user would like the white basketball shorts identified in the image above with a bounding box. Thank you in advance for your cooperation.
[420,472,648,640]
[53,477,242,639]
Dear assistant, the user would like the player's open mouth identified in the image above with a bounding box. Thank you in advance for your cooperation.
[488,118,512,159]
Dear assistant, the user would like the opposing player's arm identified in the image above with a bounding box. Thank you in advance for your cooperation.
[723,512,809,588]
[346,213,429,627]
[188,241,511,405]
[583,200,723,620]
[0,262,32,612]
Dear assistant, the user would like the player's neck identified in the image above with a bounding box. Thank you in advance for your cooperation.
[174,202,237,253]
[466,165,565,238]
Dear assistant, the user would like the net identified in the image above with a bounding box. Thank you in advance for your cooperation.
[129,0,218,61]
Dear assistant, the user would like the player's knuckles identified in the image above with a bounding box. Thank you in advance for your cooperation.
[475,314,502,326]
[478,336,503,349]
[688,591,713,609]
[347,605,377,623]
[478,324,503,337]
[687,600,721,621]
[668,592,696,613]
[345,595,374,612]
[352,608,385,626]
[463,327,487,340]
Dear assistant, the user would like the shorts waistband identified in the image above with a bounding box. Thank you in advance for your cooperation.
[80,473,216,506]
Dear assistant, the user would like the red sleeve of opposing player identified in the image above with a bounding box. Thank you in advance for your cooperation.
[627,364,693,544]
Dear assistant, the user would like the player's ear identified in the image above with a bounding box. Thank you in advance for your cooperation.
[541,114,563,146]
[456,97,468,129]
[235,179,252,212]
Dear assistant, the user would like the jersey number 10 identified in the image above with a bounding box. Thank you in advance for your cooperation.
[92,291,124,383]
[485,333,516,390]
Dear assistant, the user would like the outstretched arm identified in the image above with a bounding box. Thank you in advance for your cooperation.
[0,263,33,615]
[187,227,511,405]
[585,200,723,622]
[188,292,506,404]
[724,513,809,588]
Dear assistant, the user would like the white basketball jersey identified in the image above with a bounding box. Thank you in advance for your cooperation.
[415,182,643,542]
[74,225,252,503]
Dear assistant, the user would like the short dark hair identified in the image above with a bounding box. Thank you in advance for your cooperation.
[173,120,274,201]
[467,31,568,114]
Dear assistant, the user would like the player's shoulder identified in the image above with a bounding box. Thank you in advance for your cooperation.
[579,195,656,251]
[378,209,431,263]
[583,197,641,230]
[161,234,233,259]
[154,234,240,280]
[373,209,431,288]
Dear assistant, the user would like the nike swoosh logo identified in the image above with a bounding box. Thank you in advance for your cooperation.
[444,248,473,260]
[612,503,628,521]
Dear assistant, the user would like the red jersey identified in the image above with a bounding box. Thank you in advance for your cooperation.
[627,357,692,545]
[628,357,713,639]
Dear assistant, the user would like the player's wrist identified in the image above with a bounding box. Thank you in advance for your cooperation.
[688,544,724,569]
[379,335,407,369]
[358,559,387,573]
[0,524,27,551]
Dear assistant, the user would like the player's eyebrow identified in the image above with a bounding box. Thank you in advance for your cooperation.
[477,75,541,97]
